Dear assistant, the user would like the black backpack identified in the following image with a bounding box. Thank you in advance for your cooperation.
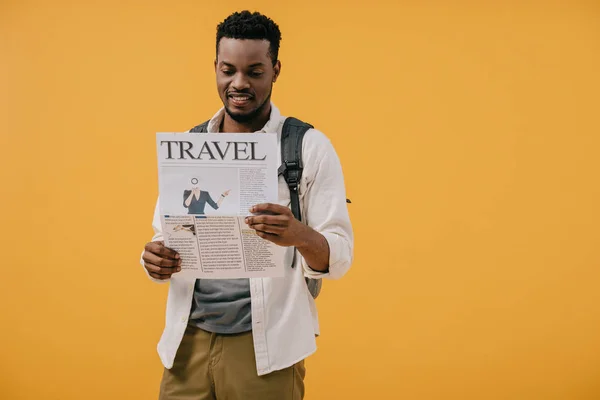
[189,116,323,298]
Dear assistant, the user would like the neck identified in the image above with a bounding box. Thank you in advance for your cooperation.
[221,104,271,133]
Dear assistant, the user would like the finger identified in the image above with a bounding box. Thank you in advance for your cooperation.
[249,223,284,235]
[143,251,181,268]
[149,271,172,280]
[145,241,180,260]
[145,262,181,275]
[245,214,288,226]
[250,203,291,215]
[255,230,281,243]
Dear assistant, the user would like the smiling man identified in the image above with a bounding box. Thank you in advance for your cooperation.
[141,10,354,400]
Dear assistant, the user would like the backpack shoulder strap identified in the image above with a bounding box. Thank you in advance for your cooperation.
[278,117,313,222]
[189,120,210,133]
[278,117,323,299]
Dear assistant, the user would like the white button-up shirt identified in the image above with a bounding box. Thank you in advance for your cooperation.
[141,103,354,376]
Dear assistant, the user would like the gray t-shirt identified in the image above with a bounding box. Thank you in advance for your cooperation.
[188,278,252,334]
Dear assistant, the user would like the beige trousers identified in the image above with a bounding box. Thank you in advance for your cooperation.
[158,324,306,400]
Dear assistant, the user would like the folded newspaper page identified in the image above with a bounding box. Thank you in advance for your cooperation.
[156,132,285,279]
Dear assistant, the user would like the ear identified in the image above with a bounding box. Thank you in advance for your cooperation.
[214,59,217,72]
[273,60,281,83]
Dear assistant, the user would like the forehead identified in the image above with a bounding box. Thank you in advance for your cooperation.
[217,38,271,66]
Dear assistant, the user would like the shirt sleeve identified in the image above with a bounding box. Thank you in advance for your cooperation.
[183,190,191,208]
[139,196,170,284]
[300,131,354,280]
[205,192,220,210]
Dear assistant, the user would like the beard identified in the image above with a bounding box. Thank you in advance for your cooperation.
[224,88,272,124]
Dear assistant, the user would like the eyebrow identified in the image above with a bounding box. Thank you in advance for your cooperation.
[221,61,265,68]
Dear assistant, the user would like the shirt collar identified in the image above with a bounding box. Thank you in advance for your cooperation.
[207,102,281,133]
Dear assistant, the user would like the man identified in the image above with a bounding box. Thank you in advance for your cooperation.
[141,10,353,400]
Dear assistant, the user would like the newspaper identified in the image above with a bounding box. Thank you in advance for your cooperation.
[155,132,285,279]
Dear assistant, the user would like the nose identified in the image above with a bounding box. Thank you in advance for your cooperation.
[231,72,250,91]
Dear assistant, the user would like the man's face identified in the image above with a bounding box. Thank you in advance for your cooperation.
[215,38,280,123]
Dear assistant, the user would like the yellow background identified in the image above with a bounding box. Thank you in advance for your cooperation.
[2,1,599,399]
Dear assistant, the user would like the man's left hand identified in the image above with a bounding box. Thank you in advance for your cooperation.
[245,203,308,247]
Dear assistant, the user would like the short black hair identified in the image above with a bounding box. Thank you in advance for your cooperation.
[216,10,282,65]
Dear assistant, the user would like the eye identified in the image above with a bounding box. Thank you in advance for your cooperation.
[249,71,264,77]
[221,69,234,76]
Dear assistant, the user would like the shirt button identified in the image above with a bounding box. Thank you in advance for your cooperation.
[180,317,186,323]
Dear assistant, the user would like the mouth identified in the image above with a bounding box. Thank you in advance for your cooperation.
[228,92,254,108]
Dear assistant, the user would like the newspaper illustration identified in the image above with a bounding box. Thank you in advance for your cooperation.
[156,132,285,279]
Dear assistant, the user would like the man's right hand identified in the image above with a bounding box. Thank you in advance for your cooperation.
[142,241,182,280]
